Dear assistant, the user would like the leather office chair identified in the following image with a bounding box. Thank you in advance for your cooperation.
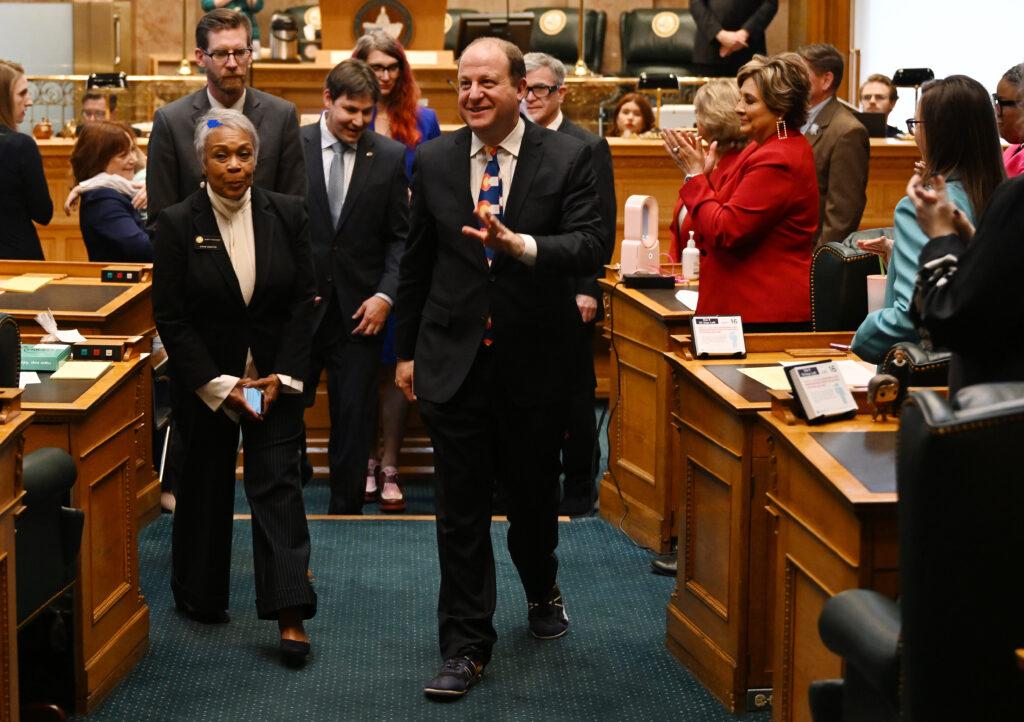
[0,313,18,386]
[810,230,893,331]
[526,7,606,73]
[810,383,1024,722]
[444,8,480,52]
[879,341,949,404]
[619,9,698,77]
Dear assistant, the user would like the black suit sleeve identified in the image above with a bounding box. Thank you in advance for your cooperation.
[534,142,604,277]
[146,108,179,229]
[272,199,317,379]
[18,135,53,225]
[689,0,725,39]
[742,1,779,33]
[376,150,410,302]
[152,208,221,391]
[914,180,1024,352]
[275,104,308,197]
[394,148,437,361]
[84,194,152,261]
[575,136,616,299]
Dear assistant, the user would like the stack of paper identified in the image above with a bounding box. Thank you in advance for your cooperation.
[0,275,52,293]
[49,361,112,380]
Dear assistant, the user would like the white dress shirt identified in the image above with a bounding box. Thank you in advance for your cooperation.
[468,117,537,265]
[207,88,246,111]
[802,97,830,135]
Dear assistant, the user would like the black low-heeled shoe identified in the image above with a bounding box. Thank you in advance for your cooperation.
[279,638,310,667]
[175,601,229,624]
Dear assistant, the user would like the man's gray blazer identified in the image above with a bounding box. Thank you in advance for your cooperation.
[146,87,307,226]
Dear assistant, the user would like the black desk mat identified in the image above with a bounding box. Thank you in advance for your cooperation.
[704,364,776,403]
[810,431,898,494]
[637,287,692,312]
[0,284,125,312]
[22,373,94,404]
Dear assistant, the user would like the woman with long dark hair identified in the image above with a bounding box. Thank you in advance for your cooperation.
[352,31,441,512]
[0,60,52,259]
[852,75,1005,362]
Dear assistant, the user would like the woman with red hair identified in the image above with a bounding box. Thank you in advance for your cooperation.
[352,31,441,513]
[353,30,441,181]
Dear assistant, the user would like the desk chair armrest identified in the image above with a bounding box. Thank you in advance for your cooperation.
[23,448,77,504]
[818,589,901,703]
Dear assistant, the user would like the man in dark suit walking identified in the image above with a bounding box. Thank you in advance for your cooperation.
[522,52,616,517]
[394,37,604,699]
[146,8,306,226]
[300,59,409,514]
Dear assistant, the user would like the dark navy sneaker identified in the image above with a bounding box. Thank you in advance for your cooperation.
[423,656,484,699]
[528,585,569,639]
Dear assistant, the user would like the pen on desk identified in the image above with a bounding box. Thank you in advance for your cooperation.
[829,343,852,351]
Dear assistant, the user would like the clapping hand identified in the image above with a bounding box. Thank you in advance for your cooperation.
[906,173,975,242]
[661,128,717,178]
[856,235,894,265]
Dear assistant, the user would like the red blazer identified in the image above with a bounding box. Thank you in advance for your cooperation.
[669,149,742,261]
[678,132,819,323]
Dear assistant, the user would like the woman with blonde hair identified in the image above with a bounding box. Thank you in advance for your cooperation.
[662,78,747,261]
[666,53,819,329]
[0,60,52,259]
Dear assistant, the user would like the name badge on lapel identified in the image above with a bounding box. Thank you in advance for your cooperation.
[193,234,226,252]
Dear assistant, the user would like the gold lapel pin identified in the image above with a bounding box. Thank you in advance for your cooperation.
[366,151,373,157]
[195,235,204,243]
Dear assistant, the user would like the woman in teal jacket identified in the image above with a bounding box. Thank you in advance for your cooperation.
[852,75,1004,363]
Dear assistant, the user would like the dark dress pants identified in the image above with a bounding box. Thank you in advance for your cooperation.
[306,296,382,514]
[418,348,566,663]
[561,321,598,505]
[171,392,316,620]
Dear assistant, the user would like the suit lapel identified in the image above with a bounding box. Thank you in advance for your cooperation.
[189,90,212,130]
[337,132,375,231]
[808,98,837,149]
[250,188,274,308]
[243,89,264,131]
[503,121,543,230]
[192,191,246,309]
[450,129,486,268]
[303,124,331,226]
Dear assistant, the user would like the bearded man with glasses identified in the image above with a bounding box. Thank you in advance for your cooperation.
[146,8,306,228]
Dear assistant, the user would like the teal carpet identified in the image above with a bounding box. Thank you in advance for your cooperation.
[74,516,770,721]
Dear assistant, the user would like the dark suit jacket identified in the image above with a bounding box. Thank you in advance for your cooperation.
[807,97,870,247]
[79,188,152,262]
[690,0,778,68]
[0,126,52,260]
[394,121,604,405]
[299,123,409,333]
[152,187,316,396]
[146,87,306,228]
[914,176,1024,393]
[557,117,616,302]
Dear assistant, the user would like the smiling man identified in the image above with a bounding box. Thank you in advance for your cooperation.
[146,8,305,227]
[393,37,603,700]
[298,59,408,515]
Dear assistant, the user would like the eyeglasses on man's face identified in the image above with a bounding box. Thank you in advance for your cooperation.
[906,118,925,133]
[525,84,560,99]
[202,47,253,63]
[369,62,401,77]
[992,93,1018,113]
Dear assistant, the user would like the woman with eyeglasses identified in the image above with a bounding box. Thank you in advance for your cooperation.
[993,64,1024,177]
[851,75,1004,363]
[351,31,441,513]
[0,59,52,260]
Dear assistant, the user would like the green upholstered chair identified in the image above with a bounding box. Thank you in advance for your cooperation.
[619,9,698,77]
[811,229,894,332]
[525,7,606,74]
[444,8,481,52]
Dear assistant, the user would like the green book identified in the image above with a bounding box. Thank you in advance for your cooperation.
[21,343,71,372]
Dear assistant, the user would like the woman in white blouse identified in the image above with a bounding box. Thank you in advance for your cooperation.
[152,108,318,666]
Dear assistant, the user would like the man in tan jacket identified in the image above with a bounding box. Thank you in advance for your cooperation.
[797,44,870,248]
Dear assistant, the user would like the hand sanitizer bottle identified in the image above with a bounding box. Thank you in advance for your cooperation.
[682,230,700,281]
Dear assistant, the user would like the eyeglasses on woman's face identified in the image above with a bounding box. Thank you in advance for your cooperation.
[906,118,925,134]
[992,93,1019,114]
[370,62,401,77]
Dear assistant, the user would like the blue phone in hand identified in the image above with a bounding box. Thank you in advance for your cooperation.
[243,386,263,415]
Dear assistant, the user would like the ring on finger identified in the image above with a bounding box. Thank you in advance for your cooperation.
[672,146,680,153]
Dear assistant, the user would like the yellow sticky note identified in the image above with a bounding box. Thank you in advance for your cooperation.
[49,361,112,380]
[738,365,792,391]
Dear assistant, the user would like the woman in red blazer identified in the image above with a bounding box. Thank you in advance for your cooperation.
[662,78,748,261]
[666,53,819,329]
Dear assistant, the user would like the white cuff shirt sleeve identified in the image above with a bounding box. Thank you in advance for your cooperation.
[197,374,239,412]
[373,292,394,306]
[275,373,304,394]
[518,233,537,266]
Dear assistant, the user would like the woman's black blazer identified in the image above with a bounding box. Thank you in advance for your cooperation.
[0,125,53,260]
[153,186,316,395]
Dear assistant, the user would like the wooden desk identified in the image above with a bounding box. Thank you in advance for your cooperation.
[759,410,898,722]
[599,275,694,552]
[21,359,150,714]
[663,333,853,713]
[0,392,32,722]
[1,272,160,527]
